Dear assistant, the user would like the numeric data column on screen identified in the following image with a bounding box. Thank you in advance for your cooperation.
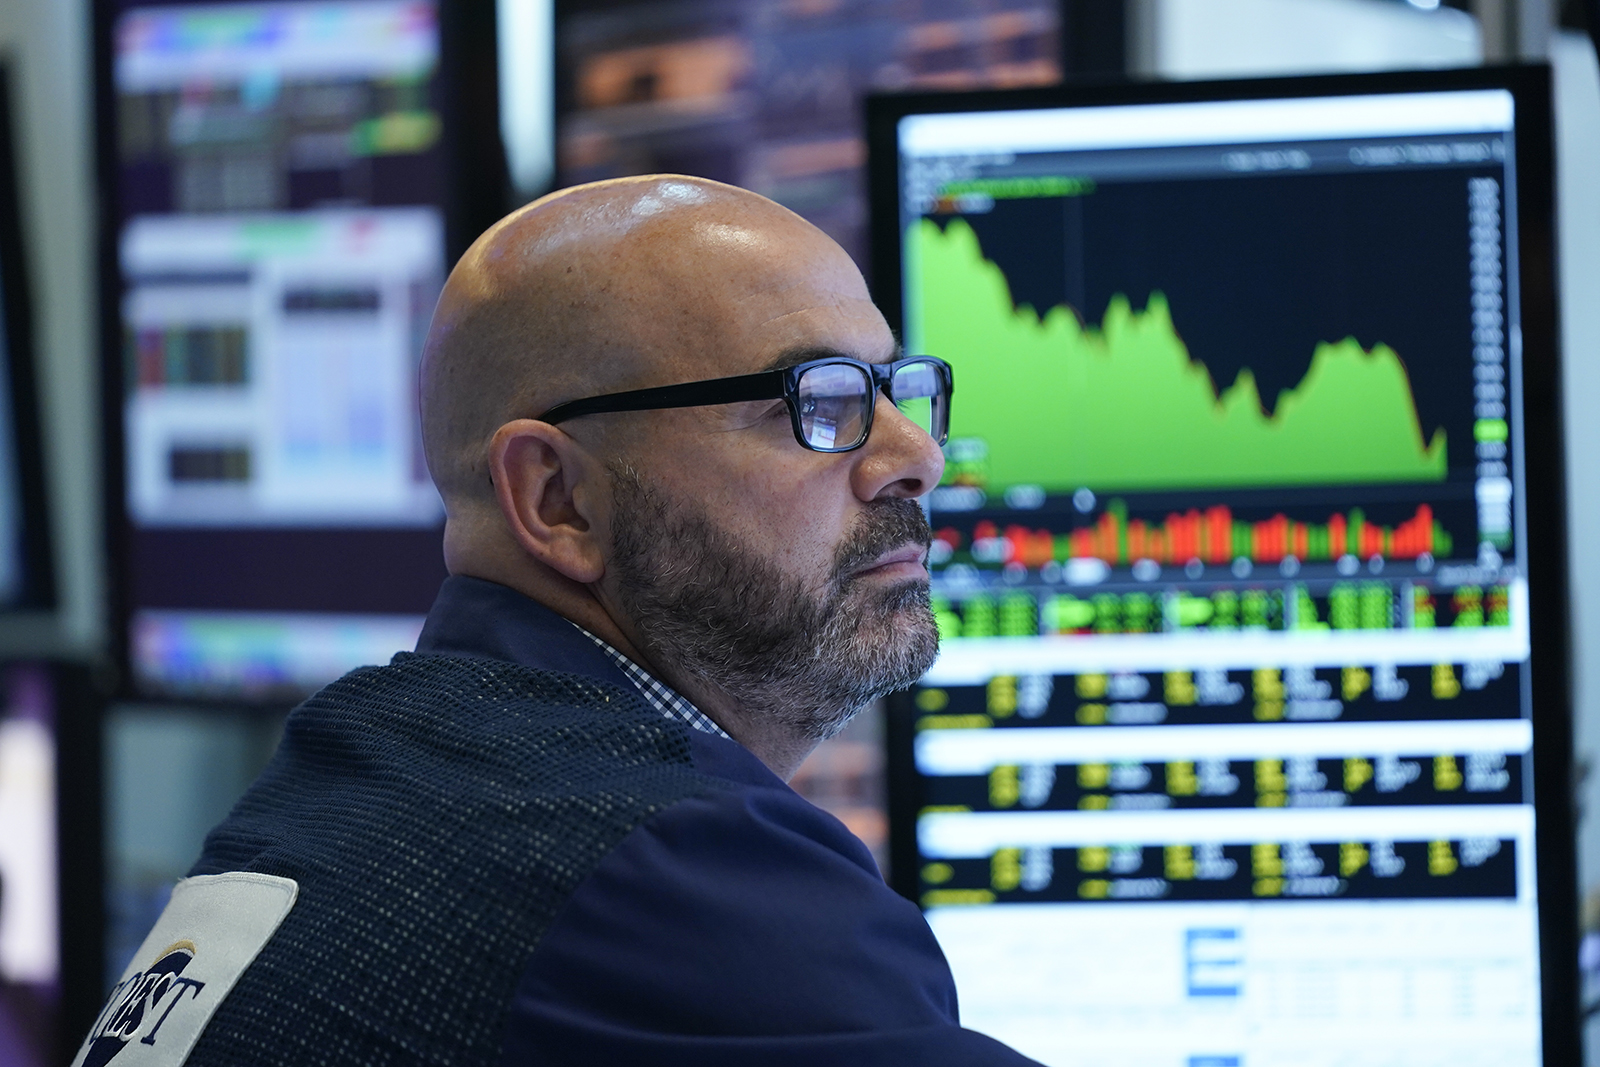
[1470,175,1512,556]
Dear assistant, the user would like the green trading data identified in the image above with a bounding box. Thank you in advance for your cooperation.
[906,218,1449,493]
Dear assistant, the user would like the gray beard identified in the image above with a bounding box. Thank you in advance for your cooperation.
[608,464,940,741]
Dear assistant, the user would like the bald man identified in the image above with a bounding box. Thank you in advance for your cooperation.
[75,178,1039,1067]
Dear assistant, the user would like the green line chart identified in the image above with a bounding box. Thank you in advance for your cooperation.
[907,217,1448,494]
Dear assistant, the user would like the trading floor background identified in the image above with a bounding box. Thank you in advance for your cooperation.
[0,0,1598,1064]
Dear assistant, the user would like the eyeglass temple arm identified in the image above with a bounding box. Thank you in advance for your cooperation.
[538,369,787,425]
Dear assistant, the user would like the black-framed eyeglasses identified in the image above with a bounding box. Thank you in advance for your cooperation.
[538,355,953,454]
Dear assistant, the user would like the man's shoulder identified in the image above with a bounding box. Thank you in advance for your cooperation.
[171,652,728,1066]
[333,648,655,727]
[646,730,885,875]
[501,747,980,1060]
[308,648,700,784]
[197,651,721,874]
[497,770,1048,1065]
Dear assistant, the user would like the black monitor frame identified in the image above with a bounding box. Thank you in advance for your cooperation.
[0,61,58,613]
[0,659,108,1065]
[0,61,94,1064]
[92,0,511,707]
[868,64,1576,1062]
[54,660,108,1060]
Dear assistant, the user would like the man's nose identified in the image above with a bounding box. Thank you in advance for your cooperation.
[850,391,945,501]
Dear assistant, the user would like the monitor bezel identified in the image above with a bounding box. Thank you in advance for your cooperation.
[0,658,109,1064]
[92,0,510,708]
[868,64,1576,1063]
[52,660,108,1059]
[0,61,58,613]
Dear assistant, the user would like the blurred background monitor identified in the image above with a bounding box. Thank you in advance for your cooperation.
[555,0,1084,269]
[0,63,58,617]
[0,661,103,1067]
[0,665,63,1067]
[1,55,106,1067]
[869,66,1575,1064]
[97,0,505,704]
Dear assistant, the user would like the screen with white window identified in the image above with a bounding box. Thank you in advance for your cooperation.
[110,1,455,698]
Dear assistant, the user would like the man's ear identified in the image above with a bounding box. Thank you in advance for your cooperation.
[487,419,608,584]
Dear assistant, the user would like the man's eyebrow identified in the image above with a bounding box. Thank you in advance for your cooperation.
[758,343,904,374]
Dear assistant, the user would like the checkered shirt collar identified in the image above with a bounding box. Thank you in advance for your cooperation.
[572,625,732,740]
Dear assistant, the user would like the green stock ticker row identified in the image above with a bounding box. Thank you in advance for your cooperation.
[932,582,1511,640]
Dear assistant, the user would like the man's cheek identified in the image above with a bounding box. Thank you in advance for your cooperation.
[771,522,839,574]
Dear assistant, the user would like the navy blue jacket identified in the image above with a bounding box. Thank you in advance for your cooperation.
[171,576,1038,1066]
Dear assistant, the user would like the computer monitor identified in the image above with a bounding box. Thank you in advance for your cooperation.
[868,66,1575,1065]
[96,0,505,702]
[0,60,101,1067]
[0,66,57,615]
[554,0,1066,268]
[0,660,104,1067]
[0,664,62,1066]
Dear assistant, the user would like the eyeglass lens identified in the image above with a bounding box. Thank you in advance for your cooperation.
[796,362,872,450]
[795,360,947,451]
[891,361,945,441]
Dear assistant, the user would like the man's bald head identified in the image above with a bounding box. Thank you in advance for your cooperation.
[417,175,941,776]
[419,175,859,518]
